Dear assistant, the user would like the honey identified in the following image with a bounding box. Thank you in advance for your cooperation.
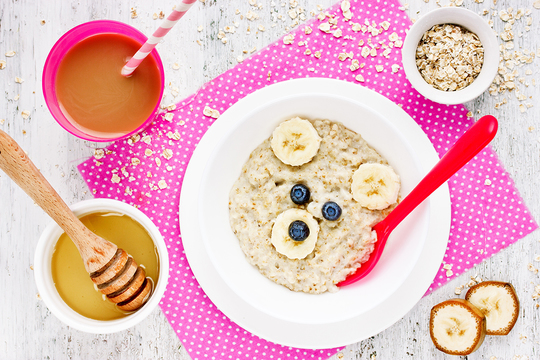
[51,212,159,320]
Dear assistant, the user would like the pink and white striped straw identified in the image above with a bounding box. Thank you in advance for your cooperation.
[121,0,197,76]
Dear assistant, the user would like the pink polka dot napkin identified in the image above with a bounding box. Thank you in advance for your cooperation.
[77,0,537,358]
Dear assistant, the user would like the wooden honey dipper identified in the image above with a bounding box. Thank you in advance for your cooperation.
[0,129,152,312]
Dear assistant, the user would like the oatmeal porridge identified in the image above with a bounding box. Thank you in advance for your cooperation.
[228,117,400,293]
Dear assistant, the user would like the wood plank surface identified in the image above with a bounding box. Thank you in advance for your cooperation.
[1,0,539,359]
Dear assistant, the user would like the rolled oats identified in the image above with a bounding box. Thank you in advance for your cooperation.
[158,179,168,189]
[21,110,30,119]
[416,24,484,91]
[283,34,295,44]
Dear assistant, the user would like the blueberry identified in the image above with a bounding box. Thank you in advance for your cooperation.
[288,220,310,242]
[290,184,310,205]
[322,201,342,221]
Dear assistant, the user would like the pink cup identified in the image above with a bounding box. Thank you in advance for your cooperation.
[42,20,165,142]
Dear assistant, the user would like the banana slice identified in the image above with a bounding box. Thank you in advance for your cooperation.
[271,209,319,260]
[351,163,400,210]
[465,281,520,335]
[430,298,486,355]
[270,117,322,166]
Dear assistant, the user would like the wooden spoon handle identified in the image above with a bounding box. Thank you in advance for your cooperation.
[0,129,116,273]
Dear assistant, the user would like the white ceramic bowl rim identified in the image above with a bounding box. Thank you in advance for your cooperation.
[34,198,169,334]
[401,7,499,105]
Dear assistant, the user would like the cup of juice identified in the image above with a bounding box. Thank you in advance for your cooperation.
[43,20,165,142]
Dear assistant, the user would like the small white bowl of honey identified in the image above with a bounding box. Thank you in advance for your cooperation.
[34,198,169,333]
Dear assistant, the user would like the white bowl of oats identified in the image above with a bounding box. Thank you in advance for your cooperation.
[402,7,499,105]
[198,92,430,324]
[180,78,451,348]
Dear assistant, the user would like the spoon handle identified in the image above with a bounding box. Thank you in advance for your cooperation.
[0,129,116,273]
[378,115,498,235]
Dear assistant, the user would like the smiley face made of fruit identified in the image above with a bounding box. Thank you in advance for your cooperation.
[269,117,401,260]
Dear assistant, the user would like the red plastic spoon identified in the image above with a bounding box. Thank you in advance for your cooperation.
[339,115,498,287]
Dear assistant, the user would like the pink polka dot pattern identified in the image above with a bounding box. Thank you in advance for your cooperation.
[77,0,537,357]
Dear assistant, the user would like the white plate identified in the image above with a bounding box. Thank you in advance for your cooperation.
[179,78,451,349]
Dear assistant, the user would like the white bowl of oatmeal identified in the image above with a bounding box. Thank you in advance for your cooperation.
[402,7,499,105]
[197,93,431,325]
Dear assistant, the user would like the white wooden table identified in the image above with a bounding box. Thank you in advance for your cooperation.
[1,0,539,359]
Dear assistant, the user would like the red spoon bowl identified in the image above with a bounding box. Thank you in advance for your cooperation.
[339,115,499,287]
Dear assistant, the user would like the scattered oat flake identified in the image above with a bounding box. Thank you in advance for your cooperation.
[164,112,174,122]
[318,22,331,33]
[534,0,540,9]
[0,60,6,70]
[167,130,181,140]
[130,8,138,19]
[94,149,105,159]
[21,110,30,119]
[446,269,454,277]
[155,158,162,167]
[283,34,295,44]
[528,263,539,274]
[350,59,360,71]
[534,254,540,262]
[236,55,244,63]
[304,26,312,35]
[361,46,370,58]
[443,263,453,270]
[131,158,141,166]
[158,180,168,189]
[375,65,384,72]
[145,149,154,157]
[5,51,15,57]
[129,134,140,145]
[455,285,464,295]
[111,174,121,183]
[15,77,23,84]
[162,149,173,160]
[355,74,365,82]
[203,105,219,119]
[0,119,4,125]
[314,51,321,59]
[333,29,343,38]
[142,135,152,144]
[484,179,492,186]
